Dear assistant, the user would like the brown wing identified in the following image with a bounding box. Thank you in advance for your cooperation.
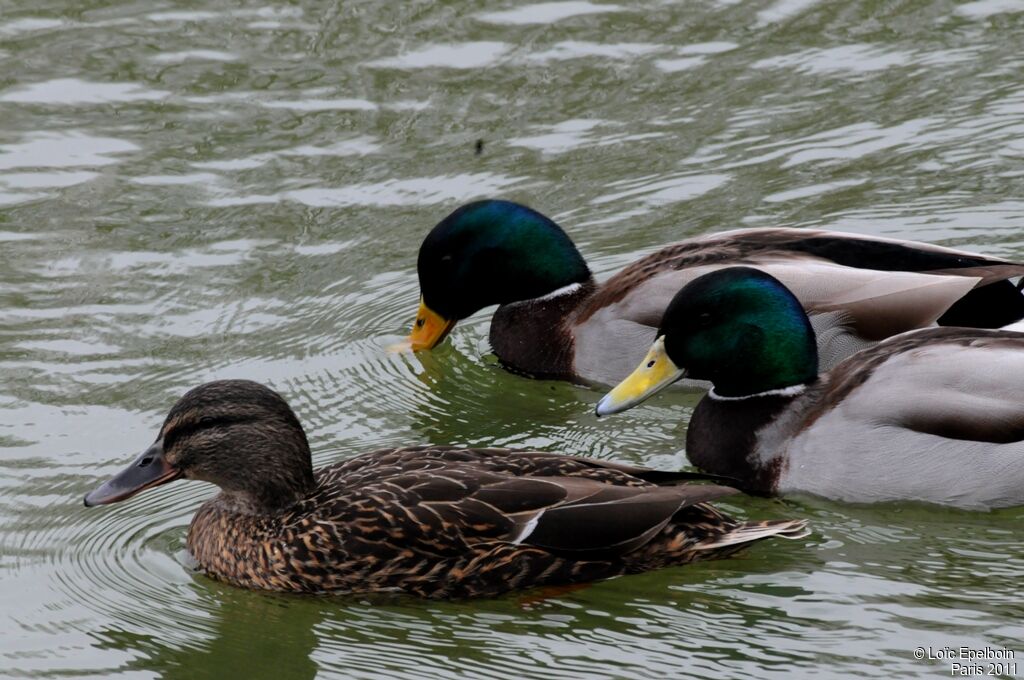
[315,446,738,560]
[324,445,733,486]
[407,471,737,559]
[520,481,736,558]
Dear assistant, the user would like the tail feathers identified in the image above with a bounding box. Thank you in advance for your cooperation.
[939,279,1024,328]
[694,519,810,551]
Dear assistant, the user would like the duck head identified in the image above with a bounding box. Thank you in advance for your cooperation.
[407,199,591,350]
[596,267,819,415]
[84,380,314,514]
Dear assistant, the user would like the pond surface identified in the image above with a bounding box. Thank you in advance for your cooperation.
[2,0,1024,678]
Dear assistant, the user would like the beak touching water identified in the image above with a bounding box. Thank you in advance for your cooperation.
[406,297,456,351]
[83,439,182,507]
[595,336,686,417]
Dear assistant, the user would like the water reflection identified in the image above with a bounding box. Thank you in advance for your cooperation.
[95,588,323,680]
[93,548,825,680]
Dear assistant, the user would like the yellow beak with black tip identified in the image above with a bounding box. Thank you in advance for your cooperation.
[595,336,685,416]
[407,297,457,351]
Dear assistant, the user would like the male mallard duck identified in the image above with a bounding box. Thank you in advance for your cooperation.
[405,199,1024,385]
[84,380,807,597]
[596,267,1024,510]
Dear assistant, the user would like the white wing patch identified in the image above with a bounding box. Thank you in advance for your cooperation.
[511,509,544,544]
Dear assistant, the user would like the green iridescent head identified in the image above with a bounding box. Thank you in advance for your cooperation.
[660,267,818,396]
[418,200,590,319]
[407,200,591,350]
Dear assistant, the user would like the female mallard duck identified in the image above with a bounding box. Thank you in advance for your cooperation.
[405,199,1024,385]
[84,380,807,597]
[596,267,1024,510]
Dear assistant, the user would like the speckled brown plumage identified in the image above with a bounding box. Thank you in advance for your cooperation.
[85,381,809,598]
[187,444,809,598]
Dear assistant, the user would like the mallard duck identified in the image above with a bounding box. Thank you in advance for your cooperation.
[596,266,1024,510]
[404,199,1024,385]
[83,380,808,597]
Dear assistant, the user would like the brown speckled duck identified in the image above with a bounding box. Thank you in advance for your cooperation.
[84,380,808,598]
[405,199,1024,385]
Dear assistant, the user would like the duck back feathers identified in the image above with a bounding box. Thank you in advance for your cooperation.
[570,228,1024,384]
[577,227,1023,321]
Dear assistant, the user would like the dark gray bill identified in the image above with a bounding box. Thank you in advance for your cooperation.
[83,439,181,507]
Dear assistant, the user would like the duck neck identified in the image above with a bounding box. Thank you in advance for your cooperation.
[490,278,597,379]
[208,441,316,517]
[686,386,810,494]
[218,484,309,516]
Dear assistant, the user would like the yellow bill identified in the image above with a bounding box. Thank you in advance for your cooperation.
[595,336,685,416]
[406,297,457,351]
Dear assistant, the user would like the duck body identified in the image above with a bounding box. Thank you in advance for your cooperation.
[598,268,1024,510]
[409,201,1024,386]
[85,381,807,598]
[763,329,1024,509]
[188,445,805,597]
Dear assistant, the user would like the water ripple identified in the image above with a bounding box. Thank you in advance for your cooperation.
[476,2,624,25]
[0,79,170,105]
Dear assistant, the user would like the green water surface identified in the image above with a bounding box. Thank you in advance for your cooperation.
[2,0,1023,678]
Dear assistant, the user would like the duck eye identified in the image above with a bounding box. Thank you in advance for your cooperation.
[697,311,713,326]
